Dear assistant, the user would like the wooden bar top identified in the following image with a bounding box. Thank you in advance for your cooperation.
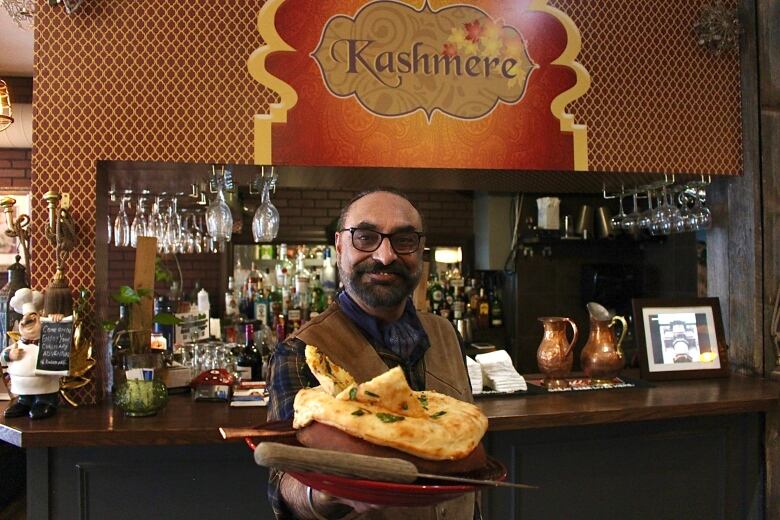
[1,374,778,448]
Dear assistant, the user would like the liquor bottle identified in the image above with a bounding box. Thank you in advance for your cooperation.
[443,278,454,308]
[254,287,269,327]
[309,274,325,318]
[225,276,239,320]
[237,323,262,381]
[275,243,294,288]
[439,297,452,321]
[476,287,490,329]
[187,280,202,304]
[468,278,480,316]
[428,274,444,314]
[452,285,466,321]
[490,290,504,328]
[321,247,337,295]
[248,262,262,293]
[275,314,287,344]
[287,288,302,333]
[270,284,283,325]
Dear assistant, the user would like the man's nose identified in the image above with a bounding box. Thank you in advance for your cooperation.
[372,236,398,265]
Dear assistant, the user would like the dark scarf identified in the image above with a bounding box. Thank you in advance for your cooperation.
[337,291,429,363]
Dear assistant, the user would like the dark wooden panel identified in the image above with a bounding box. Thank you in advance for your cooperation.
[486,414,763,520]
[758,0,780,106]
[46,443,272,519]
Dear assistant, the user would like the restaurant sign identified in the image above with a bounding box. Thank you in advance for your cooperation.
[250,0,590,171]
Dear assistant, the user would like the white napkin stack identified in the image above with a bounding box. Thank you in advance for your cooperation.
[466,356,484,395]
[475,350,527,393]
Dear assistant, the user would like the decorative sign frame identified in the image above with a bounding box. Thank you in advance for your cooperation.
[250,0,591,171]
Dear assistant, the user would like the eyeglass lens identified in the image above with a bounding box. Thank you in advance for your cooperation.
[351,228,420,254]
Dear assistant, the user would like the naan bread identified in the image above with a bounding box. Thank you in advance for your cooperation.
[294,364,488,461]
[305,344,356,396]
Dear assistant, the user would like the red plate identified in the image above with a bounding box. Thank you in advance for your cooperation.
[288,457,507,507]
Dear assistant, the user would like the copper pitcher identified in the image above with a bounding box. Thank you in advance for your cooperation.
[581,302,628,385]
[537,317,579,390]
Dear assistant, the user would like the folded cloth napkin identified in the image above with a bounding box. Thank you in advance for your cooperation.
[475,349,527,393]
[466,356,483,395]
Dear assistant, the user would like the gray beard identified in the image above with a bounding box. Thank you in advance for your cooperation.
[338,258,421,309]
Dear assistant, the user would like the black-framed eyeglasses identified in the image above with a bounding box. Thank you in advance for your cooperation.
[339,227,425,255]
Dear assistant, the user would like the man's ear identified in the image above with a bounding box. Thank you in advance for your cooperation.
[335,231,343,255]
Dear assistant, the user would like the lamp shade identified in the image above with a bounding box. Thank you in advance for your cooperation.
[434,247,462,264]
[0,80,13,133]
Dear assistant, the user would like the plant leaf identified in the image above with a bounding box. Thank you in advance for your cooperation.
[153,312,182,326]
[112,285,141,305]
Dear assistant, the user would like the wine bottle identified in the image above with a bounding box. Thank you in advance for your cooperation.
[237,323,262,382]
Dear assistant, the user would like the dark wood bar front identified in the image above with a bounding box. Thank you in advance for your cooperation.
[2,374,777,519]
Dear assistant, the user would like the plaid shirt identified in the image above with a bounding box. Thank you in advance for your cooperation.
[266,299,466,519]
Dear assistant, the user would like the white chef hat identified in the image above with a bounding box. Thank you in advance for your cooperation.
[10,288,44,316]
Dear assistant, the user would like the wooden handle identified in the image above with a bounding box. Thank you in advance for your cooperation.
[219,427,295,440]
[254,442,419,483]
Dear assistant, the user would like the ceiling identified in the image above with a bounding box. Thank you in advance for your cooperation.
[0,11,34,76]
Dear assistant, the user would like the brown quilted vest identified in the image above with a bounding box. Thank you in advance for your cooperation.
[291,303,476,520]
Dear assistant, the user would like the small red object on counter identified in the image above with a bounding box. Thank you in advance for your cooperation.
[191,369,235,401]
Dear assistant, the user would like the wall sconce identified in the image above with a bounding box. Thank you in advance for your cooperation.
[0,80,13,133]
[434,247,463,264]
[0,196,31,285]
[693,2,741,55]
[2,0,84,29]
[42,190,78,316]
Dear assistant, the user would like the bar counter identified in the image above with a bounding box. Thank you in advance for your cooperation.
[1,374,778,519]
[1,373,777,448]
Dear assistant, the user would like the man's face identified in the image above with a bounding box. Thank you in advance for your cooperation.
[19,311,41,341]
[335,192,425,310]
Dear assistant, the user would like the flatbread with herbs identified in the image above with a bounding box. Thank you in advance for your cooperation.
[295,355,488,461]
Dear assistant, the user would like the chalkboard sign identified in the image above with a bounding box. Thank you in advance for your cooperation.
[35,319,73,375]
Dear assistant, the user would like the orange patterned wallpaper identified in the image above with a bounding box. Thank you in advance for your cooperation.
[555,0,742,175]
[31,0,741,295]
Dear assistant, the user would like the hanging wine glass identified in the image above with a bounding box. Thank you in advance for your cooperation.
[166,195,183,253]
[672,190,689,234]
[692,187,712,230]
[252,178,280,242]
[130,194,147,248]
[621,192,641,234]
[114,195,130,247]
[206,178,233,241]
[610,191,627,235]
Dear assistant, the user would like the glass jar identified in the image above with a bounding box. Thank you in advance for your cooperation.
[114,352,168,417]
[114,379,169,417]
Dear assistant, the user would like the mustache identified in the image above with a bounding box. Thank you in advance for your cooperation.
[354,260,409,277]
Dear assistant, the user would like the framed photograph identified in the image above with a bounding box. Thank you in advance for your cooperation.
[0,189,30,269]
[632,298,729,381]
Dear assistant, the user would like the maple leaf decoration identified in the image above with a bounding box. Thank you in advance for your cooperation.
[464,19,483,44]
[442,42,458,57]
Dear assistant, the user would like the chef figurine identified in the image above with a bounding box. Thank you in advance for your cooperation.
[1,288,60,420]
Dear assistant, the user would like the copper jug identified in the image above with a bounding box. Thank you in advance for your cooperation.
[537,317,579,390]
[580,302,628,385]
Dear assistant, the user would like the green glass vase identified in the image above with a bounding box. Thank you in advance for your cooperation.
[114,379,169,417]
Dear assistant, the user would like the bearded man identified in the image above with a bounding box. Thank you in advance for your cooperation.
[267,188,475,520]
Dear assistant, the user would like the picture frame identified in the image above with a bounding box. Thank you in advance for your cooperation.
[632,297,729,381]
[0,189,30,270]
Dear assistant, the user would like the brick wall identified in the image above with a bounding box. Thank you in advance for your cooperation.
[105,187,474,320]
[0,149,32,189]
[0,147,32,276]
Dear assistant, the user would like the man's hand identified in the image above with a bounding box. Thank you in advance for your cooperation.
[49,314,65,323]
[6,347,23,361]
